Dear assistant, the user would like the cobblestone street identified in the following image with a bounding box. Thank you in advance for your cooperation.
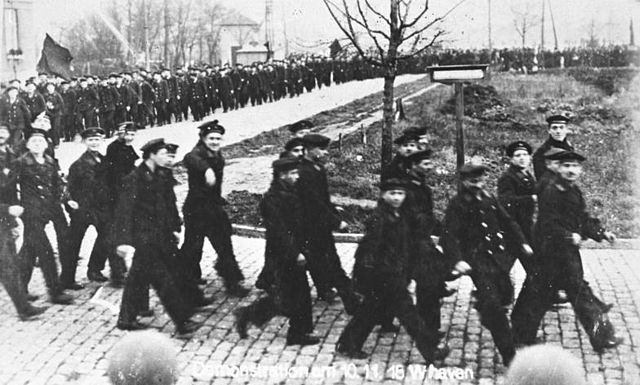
[1,236,639,384]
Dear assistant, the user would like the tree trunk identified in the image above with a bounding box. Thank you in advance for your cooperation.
[381,71,396,170]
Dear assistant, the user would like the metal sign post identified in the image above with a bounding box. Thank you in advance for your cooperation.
[427,64,489,168]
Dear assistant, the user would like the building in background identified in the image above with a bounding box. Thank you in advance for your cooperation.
[218,11,261,65]
[1,0,36,81]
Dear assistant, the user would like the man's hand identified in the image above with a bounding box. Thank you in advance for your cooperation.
[338,221,348,231]
[571,233,582,246]
[531,194,537,203]
[67,200,79,210]
[172,231,181,244]
[204,168,216,186]
[454,261,472,275]
[296,254,306,267]
[604,231,616,244]
[116,245,136,258]
[8,205,23,217]
[522,244,534,256]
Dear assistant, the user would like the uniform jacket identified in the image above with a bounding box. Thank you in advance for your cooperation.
[112,163,181,251]
[0,147,18,229]
[532,136,573,179]
[259,179,306,290]
[380,154,409,181]
[77,87,99,112]
[182,141,225,211]
[535,178,606,253]
[0,97,31,133]
[10,152,66,223]
[67,150,113,220]
[106,139,139,195]
[43,91,64,118]
[24,92,46,121]
[441,188,526,273]
[497,164,536,241]
[98,85,120,112]
[296,157,341,237]
[60,88,77,116]
[352,202,410,294]
[153,79,169,104]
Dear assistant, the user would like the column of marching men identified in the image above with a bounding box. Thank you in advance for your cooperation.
[0,111,625,364]
[0,57,381,147]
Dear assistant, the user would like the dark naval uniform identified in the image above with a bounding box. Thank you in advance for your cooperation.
[236,175,314,343]
[404,174,448,334]
[11,152,70,298]
[64,149,122,284]
[180,141,244,286]
[441,187,527,365]
[296,156,354,309]
[497,164,537,247]
[338,199,440,362]
[511,175,619,351]
[106,138,139,202]
[532,136,573,179]
[114,162,191,330]
[0,145,40,317]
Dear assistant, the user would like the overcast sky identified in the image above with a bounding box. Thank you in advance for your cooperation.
[35,0,640,51]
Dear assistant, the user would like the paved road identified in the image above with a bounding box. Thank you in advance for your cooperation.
[53,74,426,173]
[1,237,639,384]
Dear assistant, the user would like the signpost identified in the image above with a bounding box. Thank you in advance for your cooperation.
[427,64,489,168]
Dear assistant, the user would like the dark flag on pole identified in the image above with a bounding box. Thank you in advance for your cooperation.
[36,34,73,80]
[329,39,342,59]
[631,18,635,46]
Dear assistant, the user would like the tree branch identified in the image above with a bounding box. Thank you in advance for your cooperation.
[322,0,383,66]
[401,0,429,29]
[356,0,388,60]
[363,0,391,25]
[396,29,444,60]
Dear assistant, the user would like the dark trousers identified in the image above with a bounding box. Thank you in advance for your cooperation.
[118,243,190,327]
[181,205,244,284]
[469,260,516,365]
[21,217,62,296]
[48,115,61,146]
[79,109,97,129]
[415,244,448,333]
[305,234,352,297]
[512,248,608,348]
[338,273,439,362]
[190,101,203,121]
[100,110,116,137]
[62,212,124,284]
[136,250,205,314]
[0,231,31,314]
[62,114,76,141]
[241,264,313,337]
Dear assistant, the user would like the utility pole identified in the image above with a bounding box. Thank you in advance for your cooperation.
[540,0,545,51]
[143,0,150,71]
[548,0,559,50]
[164,0,170,67]
[282,3,289,57]
[127,0,132,64]
[265,0,274,59]
[487,0,492,50]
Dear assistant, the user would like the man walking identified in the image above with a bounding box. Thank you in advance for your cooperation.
[180,120,248,296]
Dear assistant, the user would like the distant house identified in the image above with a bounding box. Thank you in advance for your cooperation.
[218,11,261,66]
[1,0,36,81]
[235,42,269,65]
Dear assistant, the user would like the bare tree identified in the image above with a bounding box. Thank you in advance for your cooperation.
[511,0,539,48]
[322,0,462,169]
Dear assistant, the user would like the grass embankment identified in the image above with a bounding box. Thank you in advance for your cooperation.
[329,69,640,236]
